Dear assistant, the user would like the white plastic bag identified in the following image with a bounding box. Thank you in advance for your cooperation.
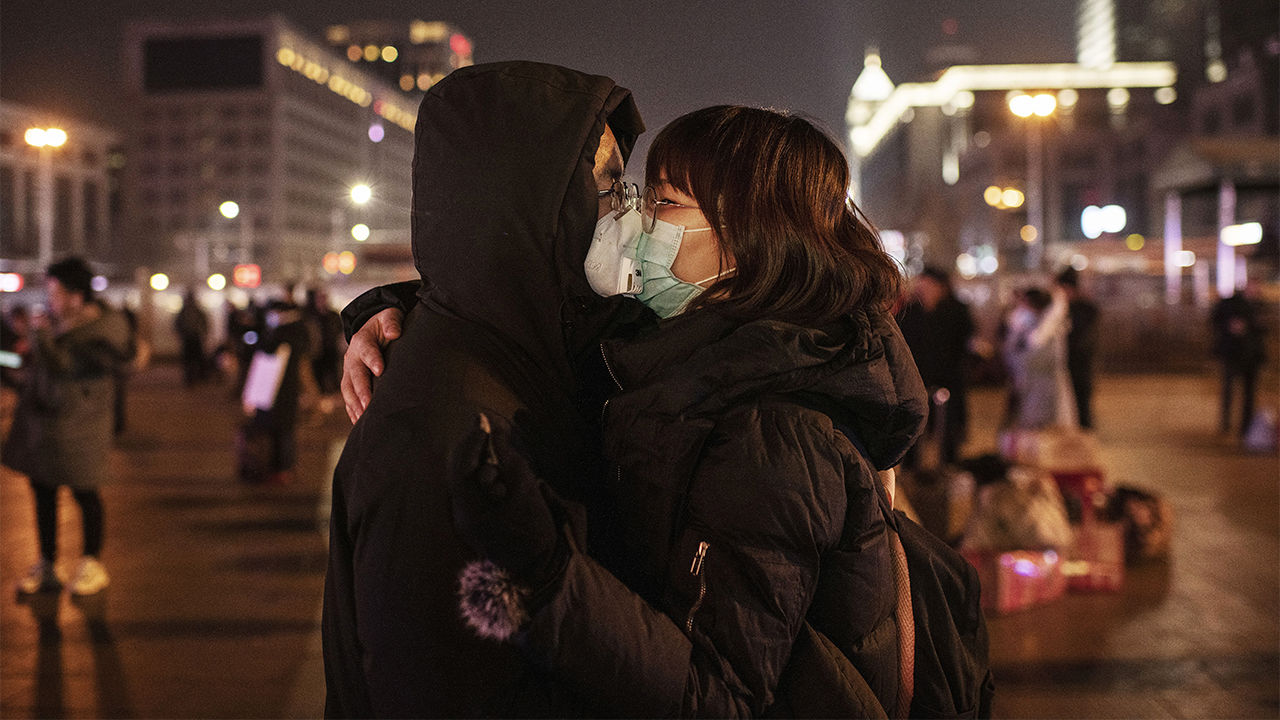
[961,466,1074,553]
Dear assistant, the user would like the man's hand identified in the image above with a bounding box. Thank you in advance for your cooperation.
[341,307,403,423]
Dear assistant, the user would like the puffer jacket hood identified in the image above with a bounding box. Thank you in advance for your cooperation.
[410,61,645,387]
[603,307,927,470]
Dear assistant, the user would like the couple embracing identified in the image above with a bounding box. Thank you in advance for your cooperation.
[323,61,989,719]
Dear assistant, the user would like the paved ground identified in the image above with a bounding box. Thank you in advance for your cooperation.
[0,363,1276,718]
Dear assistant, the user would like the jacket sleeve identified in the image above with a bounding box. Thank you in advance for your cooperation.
[340,280,421,343]
[517,413,847,717]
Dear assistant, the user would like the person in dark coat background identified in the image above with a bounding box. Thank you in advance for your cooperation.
[897,266,975,466]
[174,289,209,386]
[1055,267,1100,429]
[1211,287,1267,437]
[243,299,311,485]
[3,257,132,597]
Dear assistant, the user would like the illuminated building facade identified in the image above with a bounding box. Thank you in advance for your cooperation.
[121,15,419,286]
[847,54,1180,274]
[323,19,474,95]
[846,0,1277,284]
[0,102,123,276]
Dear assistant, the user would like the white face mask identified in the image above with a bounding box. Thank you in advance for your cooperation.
[583,208,643,297]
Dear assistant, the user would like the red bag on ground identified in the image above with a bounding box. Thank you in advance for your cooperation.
[962,549,1067,614]
[1063,521,1125,592]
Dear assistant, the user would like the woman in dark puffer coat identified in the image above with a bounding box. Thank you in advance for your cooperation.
[451,105,928,717]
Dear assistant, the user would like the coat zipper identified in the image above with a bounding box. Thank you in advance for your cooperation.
[686,541,710,633]
[600,342,623,423]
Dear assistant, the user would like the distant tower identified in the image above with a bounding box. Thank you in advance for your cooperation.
[846,48,895,204]
[1078,0,1118,68]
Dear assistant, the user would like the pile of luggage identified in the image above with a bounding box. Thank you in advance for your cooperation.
[898,427,1173,615]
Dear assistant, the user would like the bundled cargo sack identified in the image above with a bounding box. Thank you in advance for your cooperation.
[998,426,1103,473]
[1106,486,1174,562]
[1063,520,1125,592]
[1243,408,1278,454]
[899,466,977,546]
[961,466,1074,554]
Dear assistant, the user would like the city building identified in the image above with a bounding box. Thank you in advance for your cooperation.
[847,0,1278,370]
[846,0,1276,290]
[846,53,1179,277]
[0,101,123,276]
[323,19,473,95]
[120,15,422,289]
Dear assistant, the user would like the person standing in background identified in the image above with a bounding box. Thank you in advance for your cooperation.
[898,266,975,466]
[1055,268,1100,430]
[3,257,133,595]
[304,286,343,413]
[1210,288,1267,438]
[174,289,210,387]
[1002,286,1077,430]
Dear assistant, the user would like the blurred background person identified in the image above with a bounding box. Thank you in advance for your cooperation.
[304,286,343,415]
[1002,285,1077,430]
[1210,286,1267,438]
[897,266,975,467]
[223,298,262,399]
[1,304,33,443]
[174,288,210,387]
[112,303,141,437]
[239,299,311,485]
[2,257,133,596]
[1055,268,1100,430]
[1,304,32,390]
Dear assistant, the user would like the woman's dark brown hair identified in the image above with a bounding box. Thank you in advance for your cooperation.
[645,105,901,325]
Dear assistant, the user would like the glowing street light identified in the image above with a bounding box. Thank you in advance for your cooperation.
[1031,93,1057,117]
[26,126,68,269]
[219,200,241,219]
[1221,222,1263,247]
[1007,93,1056,269]
[25,127,67,147]
[351,223,371,241]
[350,184,372,205]
[150,273,170,291]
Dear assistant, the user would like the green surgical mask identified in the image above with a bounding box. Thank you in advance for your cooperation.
[630,217,728,318]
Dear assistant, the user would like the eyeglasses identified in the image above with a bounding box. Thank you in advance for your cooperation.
[640,185,700,233]
[597,179,640,213]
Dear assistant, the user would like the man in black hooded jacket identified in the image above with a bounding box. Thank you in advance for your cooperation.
[322,62,653,717]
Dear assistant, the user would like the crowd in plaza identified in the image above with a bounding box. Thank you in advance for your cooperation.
[0,59,1272,719]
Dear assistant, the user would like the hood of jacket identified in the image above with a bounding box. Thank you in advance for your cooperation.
[409,61,645,387]
[603,308,928,470]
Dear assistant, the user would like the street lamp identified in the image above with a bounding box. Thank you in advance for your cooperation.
[25,127,68,270]
[219,200,253,265]
[350,184,372,205]
[1008,93,1056,270]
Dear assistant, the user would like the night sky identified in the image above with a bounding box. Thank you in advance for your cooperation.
[2,0,1076,166]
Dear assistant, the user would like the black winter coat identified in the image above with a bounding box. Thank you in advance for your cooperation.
[513,307,928,716]
[321,61,647,718]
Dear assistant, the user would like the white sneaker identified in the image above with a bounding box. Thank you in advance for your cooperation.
[16,560,62,594]
[69,556,110,596]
